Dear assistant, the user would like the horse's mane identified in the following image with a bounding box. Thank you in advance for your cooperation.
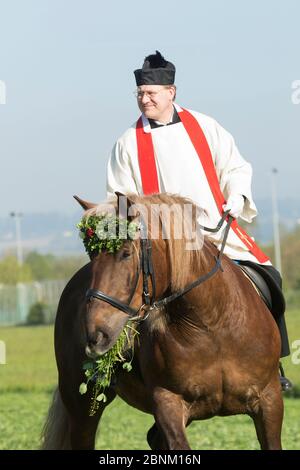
[85,193,208,291]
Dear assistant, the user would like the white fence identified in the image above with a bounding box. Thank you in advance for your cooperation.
[0,280,67,325]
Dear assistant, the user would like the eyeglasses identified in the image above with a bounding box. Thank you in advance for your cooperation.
[133,88,167,100]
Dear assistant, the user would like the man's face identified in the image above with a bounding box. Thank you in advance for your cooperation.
[136,85,175,121]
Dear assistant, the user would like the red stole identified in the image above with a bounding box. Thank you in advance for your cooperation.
[135,109,269,263]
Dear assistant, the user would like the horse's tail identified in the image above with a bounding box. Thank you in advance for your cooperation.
[41,387,71,449]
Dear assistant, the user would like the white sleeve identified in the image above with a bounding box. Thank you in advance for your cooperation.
[214,121,258,223]
[106,140,139,199]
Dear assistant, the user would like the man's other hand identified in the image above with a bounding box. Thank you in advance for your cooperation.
[222,194,245,219]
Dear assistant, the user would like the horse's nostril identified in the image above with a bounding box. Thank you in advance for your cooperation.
[85,331,108,358]
[88,331,105,347]
[96,331,104,343]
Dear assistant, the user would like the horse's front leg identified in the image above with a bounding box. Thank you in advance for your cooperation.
[70,412,102,450]
[152,387,190,450]
[61,385,116,450]
[252,378,283,450]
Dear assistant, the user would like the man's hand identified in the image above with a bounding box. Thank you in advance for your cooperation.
[222,194,245,219]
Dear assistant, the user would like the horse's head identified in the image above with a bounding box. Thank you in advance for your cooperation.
[75,193,170,358]
[86,242,139,357]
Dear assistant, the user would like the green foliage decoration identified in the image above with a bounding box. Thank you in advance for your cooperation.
[77,214,138,257]
[79,322,139,416]
[77,213,140,415]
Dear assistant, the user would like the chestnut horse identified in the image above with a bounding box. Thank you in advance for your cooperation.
[42,193,283,450]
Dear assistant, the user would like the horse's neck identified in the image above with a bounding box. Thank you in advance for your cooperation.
[176,245,233,330]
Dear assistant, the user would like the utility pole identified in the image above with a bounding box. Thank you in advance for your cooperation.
[10,212,27,322]
[271,168,282,273]
[10,212,23,266]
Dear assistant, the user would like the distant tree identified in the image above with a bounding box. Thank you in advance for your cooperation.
[281,226,300,290]
[25,251,87,281]
[25,252,56,280]
[53,255,87,280]
[0,251,87,284]
[0,255,32,284]
[263,225,300,290]
[26,302,47,325]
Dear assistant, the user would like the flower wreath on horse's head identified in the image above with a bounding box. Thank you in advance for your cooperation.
[77,213,139,257]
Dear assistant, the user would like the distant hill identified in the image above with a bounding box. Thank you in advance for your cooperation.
[0,211,83,257]
[0,198,299,257]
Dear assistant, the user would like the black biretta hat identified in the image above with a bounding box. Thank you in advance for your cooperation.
[134,51,176,86]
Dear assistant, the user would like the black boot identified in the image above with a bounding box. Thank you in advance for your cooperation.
[279,363,293,392]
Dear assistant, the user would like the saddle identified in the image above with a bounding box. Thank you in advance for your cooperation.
[237,260,286,318]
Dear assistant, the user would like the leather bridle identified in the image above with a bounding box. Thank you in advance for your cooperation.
[86,211,233,321]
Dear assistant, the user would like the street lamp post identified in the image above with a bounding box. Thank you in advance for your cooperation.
[271,168,282,273]
[10,212,23,266]
[10,212,27,322]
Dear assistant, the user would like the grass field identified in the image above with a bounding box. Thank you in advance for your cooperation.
[0,309,299,450]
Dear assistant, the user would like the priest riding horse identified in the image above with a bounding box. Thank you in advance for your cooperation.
[42,193,283,450]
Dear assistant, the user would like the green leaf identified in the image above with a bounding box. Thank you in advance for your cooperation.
[96,393,107,402]
[79,383,88,395]
[82,362,95,370]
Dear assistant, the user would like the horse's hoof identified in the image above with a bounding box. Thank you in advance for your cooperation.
[280,375,293,392]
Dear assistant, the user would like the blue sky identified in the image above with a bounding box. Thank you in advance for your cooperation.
[0,0,299,215]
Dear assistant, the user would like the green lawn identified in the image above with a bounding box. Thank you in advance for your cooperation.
[0,392,298,450]
[0,325,57,393]
[279,309,300,393]
[0,310,299,450]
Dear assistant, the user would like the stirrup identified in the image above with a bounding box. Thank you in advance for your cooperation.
[279,362,293,392]
[280,375,293,391]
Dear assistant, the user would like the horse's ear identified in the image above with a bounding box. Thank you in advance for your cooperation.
[73,195,98,211]
[115,192,137,221]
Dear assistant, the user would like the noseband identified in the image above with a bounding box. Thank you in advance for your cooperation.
[86,211,233,321]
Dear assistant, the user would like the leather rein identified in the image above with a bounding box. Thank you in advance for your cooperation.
[86,211,233,321]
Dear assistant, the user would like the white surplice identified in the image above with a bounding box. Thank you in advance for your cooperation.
[106,103,270,264]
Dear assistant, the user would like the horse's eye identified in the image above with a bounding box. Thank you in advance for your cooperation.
[121,250,131,259]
